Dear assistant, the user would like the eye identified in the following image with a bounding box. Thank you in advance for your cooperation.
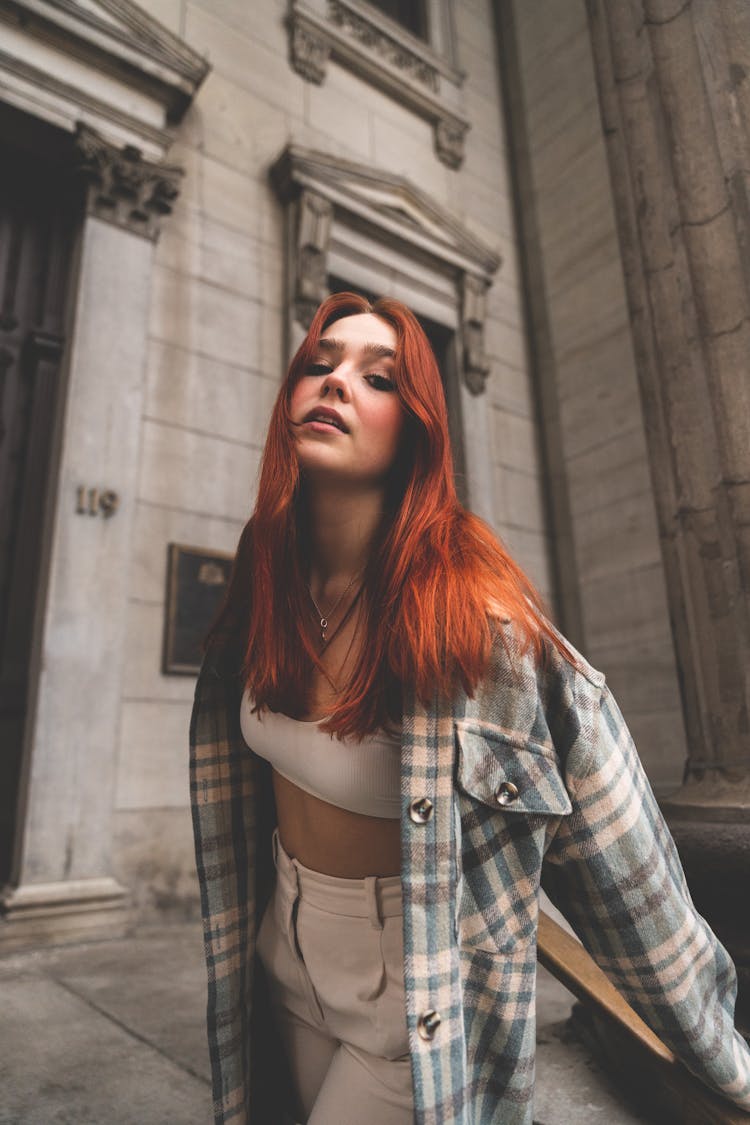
[306,362,332,376]
[366,373,395,391]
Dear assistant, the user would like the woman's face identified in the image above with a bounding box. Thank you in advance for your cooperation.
[290,313,406,488]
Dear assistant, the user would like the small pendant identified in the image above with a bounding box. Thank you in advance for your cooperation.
[321,630,327,643]
[320,617,328,630]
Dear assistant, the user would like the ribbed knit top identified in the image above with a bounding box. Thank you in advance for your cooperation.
[240,688,402,820]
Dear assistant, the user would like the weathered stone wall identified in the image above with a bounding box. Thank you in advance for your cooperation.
[113,0,551,919]
[504,0,685,791]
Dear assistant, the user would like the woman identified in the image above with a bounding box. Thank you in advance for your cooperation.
[190,292,750,1124]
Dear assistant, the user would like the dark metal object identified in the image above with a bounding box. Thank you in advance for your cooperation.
[162,543,234,676]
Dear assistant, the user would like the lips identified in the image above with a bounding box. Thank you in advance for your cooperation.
[302,407,349,433]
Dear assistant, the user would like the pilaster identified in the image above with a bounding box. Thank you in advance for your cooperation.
[586,0,750,779]
[585,0,750,1017]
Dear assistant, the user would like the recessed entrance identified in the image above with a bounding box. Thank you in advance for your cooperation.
[0,117,81,884]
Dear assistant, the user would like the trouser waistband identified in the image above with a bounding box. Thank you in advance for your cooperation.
[271,827,403,930]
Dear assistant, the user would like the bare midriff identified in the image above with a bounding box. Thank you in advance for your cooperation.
[267,586,403,879]
[272,769,402,878]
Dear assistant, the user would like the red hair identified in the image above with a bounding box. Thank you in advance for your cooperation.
[210,292,573,736]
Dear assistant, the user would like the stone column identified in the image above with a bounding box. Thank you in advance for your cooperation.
[585,0,750,1015]
[0,127,182,951]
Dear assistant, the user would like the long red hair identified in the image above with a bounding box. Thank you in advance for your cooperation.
[210,292,572,736]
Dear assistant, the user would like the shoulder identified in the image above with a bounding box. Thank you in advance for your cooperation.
[463,611,606,752]
[485,609,604,690]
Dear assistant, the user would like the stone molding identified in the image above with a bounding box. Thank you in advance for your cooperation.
[328,0,440,92]
[270,144,500,393]
[290,18,330,84]
[74,123,183,241]
[295,190,334,327]
[271,144,500,277]
[287,0,469,169]
[461,274,491,395]
[434,116,467,172]
[0,878,130,953]
[586,0,750,779]
[0,0,209,158]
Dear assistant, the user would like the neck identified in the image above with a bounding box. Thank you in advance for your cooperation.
[302,481,386,589]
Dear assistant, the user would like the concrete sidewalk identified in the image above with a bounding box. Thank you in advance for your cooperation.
[0,923,648,1124]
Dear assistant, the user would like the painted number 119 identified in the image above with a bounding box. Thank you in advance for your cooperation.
[75,486,119,518]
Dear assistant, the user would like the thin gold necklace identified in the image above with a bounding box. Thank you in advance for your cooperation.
[307,573,361,644]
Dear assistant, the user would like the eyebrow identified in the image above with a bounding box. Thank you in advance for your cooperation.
[317,337,396,360]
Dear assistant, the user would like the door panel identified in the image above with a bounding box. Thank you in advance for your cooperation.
[0,142,81,883]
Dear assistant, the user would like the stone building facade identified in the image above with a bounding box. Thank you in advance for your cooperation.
[0,0,745,967]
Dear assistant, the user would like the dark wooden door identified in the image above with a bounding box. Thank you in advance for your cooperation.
[0,141,81,883]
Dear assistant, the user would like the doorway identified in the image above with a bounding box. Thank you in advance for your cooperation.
[0,114,82,883]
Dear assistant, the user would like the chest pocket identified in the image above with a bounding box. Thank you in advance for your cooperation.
[453,721,571,953]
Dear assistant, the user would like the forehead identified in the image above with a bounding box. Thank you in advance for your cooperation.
[319,313,397,352]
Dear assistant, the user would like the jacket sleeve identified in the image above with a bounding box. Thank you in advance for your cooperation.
[541,675,750,1111]
[190,661,256,1125]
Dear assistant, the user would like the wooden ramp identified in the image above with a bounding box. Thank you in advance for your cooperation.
[538,911,750,1124]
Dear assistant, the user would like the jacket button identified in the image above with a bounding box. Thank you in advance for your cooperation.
[409,797,434,824]
[417,1009,441,1040]
[494,781,519,806]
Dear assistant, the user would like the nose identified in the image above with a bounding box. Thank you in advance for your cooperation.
[320,362,352,402]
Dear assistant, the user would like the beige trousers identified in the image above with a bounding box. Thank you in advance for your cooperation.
[256,828,415,1125]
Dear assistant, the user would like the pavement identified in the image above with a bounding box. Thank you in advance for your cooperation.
[0,922,650,1125]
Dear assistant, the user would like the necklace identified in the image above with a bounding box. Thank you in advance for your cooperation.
[308,573,361,644]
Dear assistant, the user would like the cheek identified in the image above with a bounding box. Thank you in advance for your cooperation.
[386,408,407,458]
[369,400,405,451]
[289,380,305,418]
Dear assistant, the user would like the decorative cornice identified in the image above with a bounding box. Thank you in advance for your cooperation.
[3,0,209,117]
[0,0,209,155]
[287,0,469,169]
[63,0,209,86]
[0,46,173,154]
[74,123,183,241]
[270,144,501,279]
[271,144,500,394]
[327,0,439,92]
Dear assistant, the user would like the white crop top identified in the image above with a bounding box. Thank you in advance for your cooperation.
[240,689,402,820]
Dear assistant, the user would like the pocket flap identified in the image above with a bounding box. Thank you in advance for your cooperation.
[454,721,572,817]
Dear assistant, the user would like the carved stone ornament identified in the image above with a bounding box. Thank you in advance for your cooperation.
[461,274,491,395]
[327,0,439,92]
[73,123,183,242]
[435,117,468,171]
[295,190,334,328]
[287,1,468,170]
[290,20,330,84]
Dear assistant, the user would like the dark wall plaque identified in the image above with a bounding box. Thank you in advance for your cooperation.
[163,543,234,675]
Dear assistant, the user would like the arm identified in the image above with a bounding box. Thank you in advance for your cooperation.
[541,677,750,1111]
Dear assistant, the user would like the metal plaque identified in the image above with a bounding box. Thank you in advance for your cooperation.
[162,542,234,675]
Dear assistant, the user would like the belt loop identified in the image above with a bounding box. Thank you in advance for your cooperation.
[365,876,383,930]
[272,827,280,868]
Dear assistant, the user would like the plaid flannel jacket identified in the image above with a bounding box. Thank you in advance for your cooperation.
[190,620,750,1123]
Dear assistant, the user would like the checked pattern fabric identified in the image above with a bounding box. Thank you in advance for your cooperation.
[190,621,750,1123]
